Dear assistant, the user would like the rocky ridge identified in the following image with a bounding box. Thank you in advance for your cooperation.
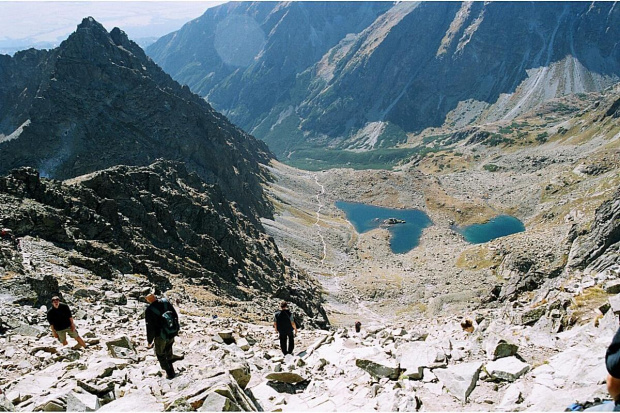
[0,161,327,327]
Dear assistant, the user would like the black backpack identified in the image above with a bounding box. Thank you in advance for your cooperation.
[151,298,179,339]
[275,309,293,333]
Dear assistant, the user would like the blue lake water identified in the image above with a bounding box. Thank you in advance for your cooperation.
[335,201,433,254]
[456,215,525,244]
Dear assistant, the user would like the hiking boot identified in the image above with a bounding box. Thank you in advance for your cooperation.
[169,354,184,362]
[166,367,176,379]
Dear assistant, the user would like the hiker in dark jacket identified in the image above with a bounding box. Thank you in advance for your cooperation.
[274,301,297,355]
[46,296,87,349]
[145,293,182,379]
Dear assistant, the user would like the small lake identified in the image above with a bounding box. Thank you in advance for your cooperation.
[456,215,525,244]
[335,201,433,254]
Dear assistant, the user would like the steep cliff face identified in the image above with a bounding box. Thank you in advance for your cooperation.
[0,17,273,220]
[147,2,620,158]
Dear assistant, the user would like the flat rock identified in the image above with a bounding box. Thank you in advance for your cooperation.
[396,342,446,380]
[265,372,305,384]
[434,361,483,402]
[97,390,163,412]
[355,353,400,380]
[66,391,99,412]
[197,392,241,412]
[485,356,530,382]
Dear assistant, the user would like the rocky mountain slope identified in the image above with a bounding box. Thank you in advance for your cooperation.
[0,161,327,327]
[0,17,272,220]
[147,2,620,161]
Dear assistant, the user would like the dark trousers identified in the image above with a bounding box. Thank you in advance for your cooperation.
[279,331,294,355]
[154,336,175,372]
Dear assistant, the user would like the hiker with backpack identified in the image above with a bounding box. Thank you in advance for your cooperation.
[274,301,297,355]
[145,293,182,379]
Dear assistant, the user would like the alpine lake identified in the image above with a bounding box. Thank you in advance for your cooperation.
[335,201,525,254]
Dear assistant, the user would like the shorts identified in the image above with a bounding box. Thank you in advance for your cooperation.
[56,328,79,343]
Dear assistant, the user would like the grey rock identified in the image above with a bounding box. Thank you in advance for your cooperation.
[97,389,163,412]
[197,392,241,412]
[65,391,99,412]
[485,356,530,382]
[605,280,620,294]
[355,354,401,380]
[228,363,251,389]
[484,337,518,361]
[396,342,446,380]
[265,372,306,384]
[434,361,483,402]
[12,324,46,338]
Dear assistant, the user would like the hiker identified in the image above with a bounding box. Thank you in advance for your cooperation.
[0,228,18,248]
[606,327,620,409]
[46,296,87,349]
[274,301,297,355]
[355,321,362,333]
[145,293,182,379]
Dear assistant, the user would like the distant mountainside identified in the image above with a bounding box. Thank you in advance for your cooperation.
[0,17,273,220]
[147,1,620,160]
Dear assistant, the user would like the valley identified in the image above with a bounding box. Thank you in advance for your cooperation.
[1,5,620,411]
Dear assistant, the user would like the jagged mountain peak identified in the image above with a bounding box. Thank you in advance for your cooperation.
[0,16,274,220]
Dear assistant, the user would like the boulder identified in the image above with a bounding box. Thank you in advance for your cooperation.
[484,337,518,361]
[236,338,250,351]
[228,363,251,389]
[605,280,620,294]
[105,336,137,360]
[197,392,241,412]
[265,372,306,384]
[485,356,530,382]
[12,324,46,338]
[66,391,99,412]
[434,361,483,402]
[97,390,163,412]
[355,354,401,380]
[395,342,446,380]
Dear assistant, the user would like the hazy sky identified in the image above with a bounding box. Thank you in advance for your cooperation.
[0,1,224,51]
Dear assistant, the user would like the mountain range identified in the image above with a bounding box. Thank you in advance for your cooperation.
[147,1,620,161]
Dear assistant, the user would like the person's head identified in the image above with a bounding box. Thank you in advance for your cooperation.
[280,301,288,310]
[145,293,157,304]
[51,296,60,308]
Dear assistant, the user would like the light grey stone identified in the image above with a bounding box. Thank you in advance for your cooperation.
[396,342,446,380]
[236,338,250,351]
[97,389,163,412]
[485,357,530,382]
[197,392,241,412]
[434,361,483,402]
[66,391,99,412]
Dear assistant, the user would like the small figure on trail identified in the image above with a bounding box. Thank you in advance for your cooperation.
[0,228,18,248]
[355,321,362,333]
[145,293,182,379]
[274,301,297,355]
[46,296,87,349]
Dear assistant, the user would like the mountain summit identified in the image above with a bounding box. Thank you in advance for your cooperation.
[0,17,273,219]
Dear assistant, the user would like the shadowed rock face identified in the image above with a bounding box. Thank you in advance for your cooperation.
[0,161,328,326]
[147,2,620,156]
[0,17,273,221]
